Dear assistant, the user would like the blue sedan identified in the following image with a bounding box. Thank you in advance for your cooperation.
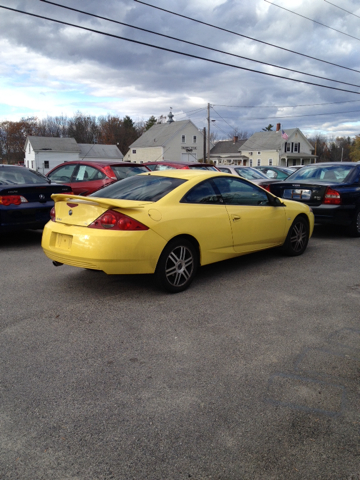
[0,165,72,233]
[268,162,360,236]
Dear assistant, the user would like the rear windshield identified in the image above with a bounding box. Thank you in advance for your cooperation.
[188,165,218,171]
[111,165,149,180]
[234,168,266,180]
[90,175,186,202]
[289,165,355,182]
[0,167,50,185]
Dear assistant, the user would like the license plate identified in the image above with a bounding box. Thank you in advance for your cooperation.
[55,233,73,250]
[283,189,311,200]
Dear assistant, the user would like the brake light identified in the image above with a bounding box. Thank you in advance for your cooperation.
[89,210,149,230]
[50,206,56,221]
[102,165,117,180]
[0,195,28,206]
[323,187,341,205]
[260,184,271,192]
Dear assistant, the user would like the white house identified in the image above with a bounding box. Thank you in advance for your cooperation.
[210,136,248,165]
[125,112,205,164]
[25,137,123,175]
[239,124,316,168]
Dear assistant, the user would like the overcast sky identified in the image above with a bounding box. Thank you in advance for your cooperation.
[1,0,360,139]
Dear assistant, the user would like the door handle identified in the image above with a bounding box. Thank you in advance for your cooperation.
[232,215,241,221]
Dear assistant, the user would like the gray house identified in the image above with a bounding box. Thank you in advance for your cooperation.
[125,113,205,164]
[210,136,248,165]
[25,136,123,175]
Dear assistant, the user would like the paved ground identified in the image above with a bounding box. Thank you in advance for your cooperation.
[0,226,359,480]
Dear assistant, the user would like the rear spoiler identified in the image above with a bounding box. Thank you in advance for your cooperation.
[51,193,149,210]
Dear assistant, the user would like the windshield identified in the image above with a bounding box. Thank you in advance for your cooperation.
[111,165,149,180]
[90,174,186,201]
[235,168,267,180]
[289,165,354,182]
[188,165,218,171]
[0,167,50,185]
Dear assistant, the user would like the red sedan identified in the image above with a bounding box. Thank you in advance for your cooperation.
[47,160,150,195]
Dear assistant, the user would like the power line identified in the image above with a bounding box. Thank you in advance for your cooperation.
[38,0,360,89]
[324,0,360,20]
[264,0,360,42]
[2,5,360,96]
[215,100,360,108]
[209,109,360,120]
[134,0,360,75]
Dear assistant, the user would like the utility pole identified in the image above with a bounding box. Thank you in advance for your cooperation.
[207,103,211,163]
[203,127,206,163]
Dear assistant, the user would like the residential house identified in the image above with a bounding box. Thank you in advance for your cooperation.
[210,136,248,165]
[125,111,205,163]
[25,136,123,175]
[239,124,316,168]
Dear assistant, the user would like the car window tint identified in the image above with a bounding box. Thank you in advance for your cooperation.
[290,165,354,182]
[48,164,78,182]
[212,177,270,206]
[74,165,105,182]
[90,175,186,201]
[188,165,218,171]
[153,165,177,171]
[181,180,222,204]
[218,167,231,173]
[0,167,49,185]
[234,168,265,180]
[111,165,149,179]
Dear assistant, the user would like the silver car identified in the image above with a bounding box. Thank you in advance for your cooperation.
[217,165,269,184]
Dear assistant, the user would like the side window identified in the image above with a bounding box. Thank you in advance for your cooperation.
[74,165,104,182]
[212,177,270,206]
[48,164,77,182]
[181,180,222,204]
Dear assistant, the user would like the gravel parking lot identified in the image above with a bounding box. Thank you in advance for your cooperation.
[1,226,359,480]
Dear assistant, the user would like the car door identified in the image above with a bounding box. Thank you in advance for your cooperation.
[70,164,107,195]
[47,163,78,187]
[211,176,287,253]
[180,179,234,265]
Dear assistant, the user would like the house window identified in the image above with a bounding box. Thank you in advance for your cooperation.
[249,159,253,167]
[44,161,49,169]
[286,143,291,152]
[132,149,136,154]
[268,159,273,166]
[181,135,186,143]
[249,151,253,156]
[257,159,261,166]
[294,143,298,153]
[28,144,31,153]
[257,151,261,155]
[193,136,197,143]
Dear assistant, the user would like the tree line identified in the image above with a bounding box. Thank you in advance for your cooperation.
[0,112,158,164]
[1,113,360,163]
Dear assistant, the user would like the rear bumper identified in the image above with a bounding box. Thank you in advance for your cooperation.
[0,204,52,232]
[312,204,355,226]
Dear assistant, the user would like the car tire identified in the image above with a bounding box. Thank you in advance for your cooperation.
[155,238,198,293]
[282,216,309,256]
[348,207,360,237]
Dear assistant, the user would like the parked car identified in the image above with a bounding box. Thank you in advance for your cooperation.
[0,164,72,233]
[42,170,314,293]
[145,161,219,171]
[216,165,279,187]
[268,162,360,236]
[46,161,150,195]
[288,165,305,171]
[254,166,294,180]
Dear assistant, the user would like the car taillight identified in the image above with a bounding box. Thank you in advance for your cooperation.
[0,195,28,206]
[323,187,341,205]
[89,210,149,230]
[260,184,271,192]
[102,165,117,180]
[50,207,56,221]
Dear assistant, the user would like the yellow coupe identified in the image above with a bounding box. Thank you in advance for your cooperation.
[42,170,314,292]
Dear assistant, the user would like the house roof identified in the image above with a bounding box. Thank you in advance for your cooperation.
[129,120,198,148]
[78,144,123,159]
[210,139,247,154]
[27,136,80,153]
[241,129,298,151]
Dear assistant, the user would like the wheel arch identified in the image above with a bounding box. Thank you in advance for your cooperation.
[156,234,200,269]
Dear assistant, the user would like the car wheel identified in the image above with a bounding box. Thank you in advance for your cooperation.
[282,216,309,256]
[348,207,360,237]
[156,238,198,293]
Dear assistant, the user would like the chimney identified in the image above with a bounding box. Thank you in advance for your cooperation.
[233,135,238,143]
[276,123,281,132]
